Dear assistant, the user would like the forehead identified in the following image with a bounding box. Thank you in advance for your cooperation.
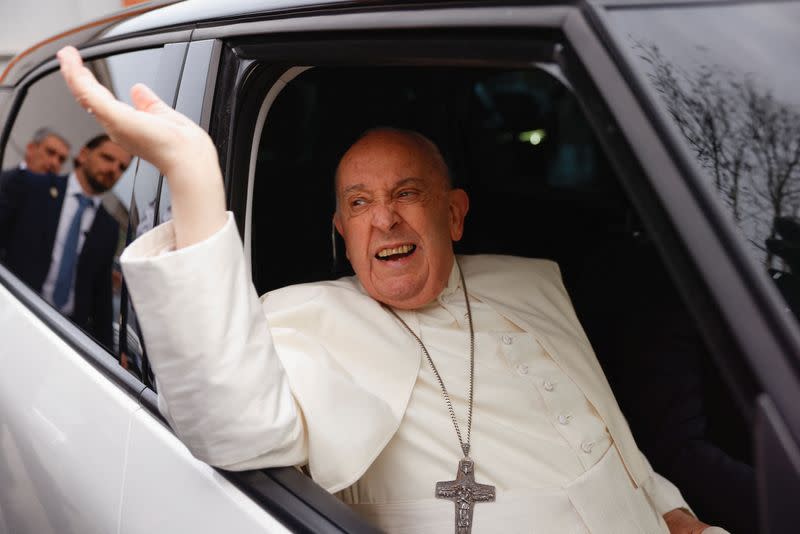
[336,134,444,191]
[40,135,68,150]
[93,141,132,163]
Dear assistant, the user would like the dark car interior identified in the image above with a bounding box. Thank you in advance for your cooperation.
[251,66,625,291]
[248,64,756,532]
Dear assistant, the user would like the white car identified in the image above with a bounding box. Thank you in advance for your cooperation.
[1,1,798,532]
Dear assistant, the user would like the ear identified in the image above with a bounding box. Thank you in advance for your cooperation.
[332,212,350,260]
[76,146,89,167]
[333,211,344,236]
[448,188,469,242]
[24,142,36,160]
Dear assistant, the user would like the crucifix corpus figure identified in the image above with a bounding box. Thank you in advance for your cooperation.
[56,45,726,534]
[436,459,496,534]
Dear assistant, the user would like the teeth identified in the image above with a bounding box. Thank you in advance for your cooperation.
[377,244,414,258]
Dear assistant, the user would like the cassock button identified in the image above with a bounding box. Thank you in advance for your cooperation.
[543,380,555,392]
[557,414,572,425]
[517,363,529,375]
[581,441,595,454]
[502,334,513,345]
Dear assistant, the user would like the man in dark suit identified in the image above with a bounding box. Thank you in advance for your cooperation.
[0,134,132,347]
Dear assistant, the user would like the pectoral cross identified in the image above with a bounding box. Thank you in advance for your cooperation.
[435,459,496,534]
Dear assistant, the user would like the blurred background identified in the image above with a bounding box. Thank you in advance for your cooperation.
[0,0,148,72]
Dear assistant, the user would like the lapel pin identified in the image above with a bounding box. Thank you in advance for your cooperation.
[49,186,59,199]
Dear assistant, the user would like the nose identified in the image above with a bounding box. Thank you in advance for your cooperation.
[371,201,399,232]
[47,157,59,173]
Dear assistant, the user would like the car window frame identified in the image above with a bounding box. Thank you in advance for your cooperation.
[201,20,579,534]
[212,8,768,411]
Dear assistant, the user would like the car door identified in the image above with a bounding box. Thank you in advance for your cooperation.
[571,2,800,532]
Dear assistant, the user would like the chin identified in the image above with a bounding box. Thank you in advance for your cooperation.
[373,285,439,310]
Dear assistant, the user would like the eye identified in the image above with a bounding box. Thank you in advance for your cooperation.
[350,197,368,209]
[397,189,419,200]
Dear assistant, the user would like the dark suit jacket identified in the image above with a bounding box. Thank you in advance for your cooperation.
[0,168,118,346]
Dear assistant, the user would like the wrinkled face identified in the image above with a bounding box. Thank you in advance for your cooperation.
[76,140,132,194]
[334,131,469,310]
[25,135,69,174]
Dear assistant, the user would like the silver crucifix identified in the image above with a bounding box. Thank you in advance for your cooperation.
[435,459,496,534]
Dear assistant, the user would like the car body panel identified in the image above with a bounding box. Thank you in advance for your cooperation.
[0,277,137,534]
[190,5,570,40]
[120,409,291,533]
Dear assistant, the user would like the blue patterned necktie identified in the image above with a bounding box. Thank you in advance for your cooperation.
[53,193,92,309]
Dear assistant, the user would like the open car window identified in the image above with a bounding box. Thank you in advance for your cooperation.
[250,65,621,294]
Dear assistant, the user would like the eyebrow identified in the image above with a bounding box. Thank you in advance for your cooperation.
[394,177,425,189]
[342,183,367,196]
[341,177,425,196]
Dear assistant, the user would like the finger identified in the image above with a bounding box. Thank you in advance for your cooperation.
[130,83,171,115]
[57,46,102,108]
[57,46,131,125]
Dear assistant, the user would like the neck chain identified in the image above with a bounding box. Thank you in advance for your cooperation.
[383,260,495,534]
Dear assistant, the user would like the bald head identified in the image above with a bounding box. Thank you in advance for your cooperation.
[335,128,452,203]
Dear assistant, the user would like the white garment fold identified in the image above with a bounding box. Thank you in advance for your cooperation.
[349,447,667,534]
[121,213,691,530]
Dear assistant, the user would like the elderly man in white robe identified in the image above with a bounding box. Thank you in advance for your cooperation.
[57,46,728,534]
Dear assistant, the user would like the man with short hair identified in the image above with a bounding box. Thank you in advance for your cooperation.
[19,127,71,174]
[58,46,725,533]
[0,133,132,346]
[0,128,71,191]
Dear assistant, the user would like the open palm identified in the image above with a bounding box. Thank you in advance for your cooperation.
[58,46,213,179]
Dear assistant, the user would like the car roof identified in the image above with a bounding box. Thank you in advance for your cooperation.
[0,0,398,86]
[0,0,724,87]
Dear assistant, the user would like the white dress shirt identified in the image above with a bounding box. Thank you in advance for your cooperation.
[41,172,102,314]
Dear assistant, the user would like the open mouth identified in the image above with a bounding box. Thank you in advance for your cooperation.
[375,244,417,261]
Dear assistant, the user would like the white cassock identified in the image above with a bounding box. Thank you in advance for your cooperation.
[122,213,690,534]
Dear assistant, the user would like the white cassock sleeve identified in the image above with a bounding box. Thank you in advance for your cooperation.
[121,212,308,470]
[639,450,693,517]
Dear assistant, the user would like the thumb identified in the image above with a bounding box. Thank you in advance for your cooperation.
[130,83,170,115]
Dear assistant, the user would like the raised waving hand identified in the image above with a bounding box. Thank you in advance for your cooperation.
[57,46,226,248]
